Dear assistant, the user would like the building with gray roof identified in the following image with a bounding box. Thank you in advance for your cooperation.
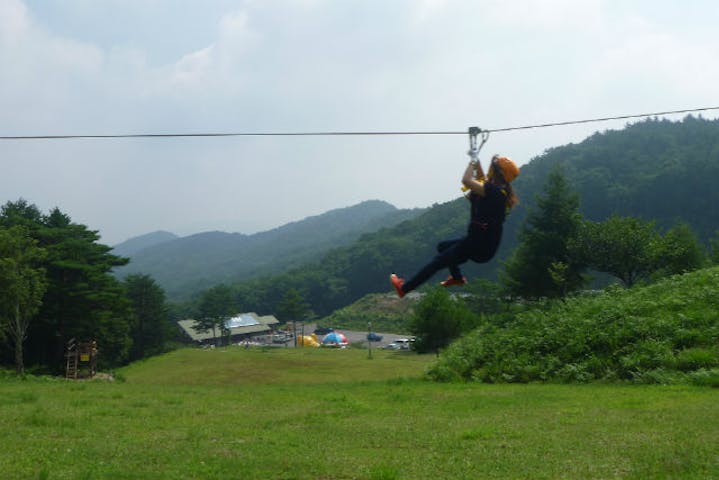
[178,312,279,346]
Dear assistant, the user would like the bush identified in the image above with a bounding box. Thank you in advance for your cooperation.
[410,288,477,355]
[428,267,719,384]
[688,368,719,388]
[675,347,719,371]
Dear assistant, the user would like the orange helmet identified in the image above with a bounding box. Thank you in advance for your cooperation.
[492,156,520,183]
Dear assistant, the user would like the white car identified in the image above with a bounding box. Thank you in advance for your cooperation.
[383,338,412,350]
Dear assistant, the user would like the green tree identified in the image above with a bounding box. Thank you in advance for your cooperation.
[463,279,507,316]
[194,284,235,346]
[410,288,474,356]
[710,230,719,265]
[277,288,310,347]
[501,167,586,298]
[650,222,707,278]
[123,274,171,360]
[570,215,661,287]
[1,201,133,371]
[0,199,43,229]
[0,226,47,374]
[38,208,132,369]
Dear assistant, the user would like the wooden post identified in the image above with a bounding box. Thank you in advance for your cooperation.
[368,322,373,359]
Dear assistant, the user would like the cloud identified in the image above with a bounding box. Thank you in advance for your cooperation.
[0,0,30,41]
[171,46,215,87]
[0,0,104,132]
[2,0,719,244]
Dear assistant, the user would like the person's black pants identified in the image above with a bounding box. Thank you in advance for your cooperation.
[402,238,471,293]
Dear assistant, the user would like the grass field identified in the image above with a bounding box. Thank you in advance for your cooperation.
[2,347,718,479]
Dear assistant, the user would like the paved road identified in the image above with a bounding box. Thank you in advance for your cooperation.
[286,323,411,348]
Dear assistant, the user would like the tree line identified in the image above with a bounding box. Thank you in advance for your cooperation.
[501,166,711,298]
[0,198,318,372]
[0,200,175,374]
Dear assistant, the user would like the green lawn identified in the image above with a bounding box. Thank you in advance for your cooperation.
[2,348,718,479]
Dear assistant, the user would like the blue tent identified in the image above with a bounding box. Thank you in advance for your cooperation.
[322,331,348,346]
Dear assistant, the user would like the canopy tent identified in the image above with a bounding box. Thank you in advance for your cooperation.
[297,334,321,347]
[322,331,348,347]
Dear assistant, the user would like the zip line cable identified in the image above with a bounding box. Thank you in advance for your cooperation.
[1,106,718,141]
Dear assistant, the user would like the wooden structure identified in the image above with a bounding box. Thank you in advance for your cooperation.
[177,313,280,346]
[65,338,98,380]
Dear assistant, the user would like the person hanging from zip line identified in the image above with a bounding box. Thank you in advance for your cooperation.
[390,152,520,298]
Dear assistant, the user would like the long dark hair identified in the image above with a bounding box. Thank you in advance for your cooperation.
[489,163,519,210]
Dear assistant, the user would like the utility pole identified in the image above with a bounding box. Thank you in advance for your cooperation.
[368,321,373,359]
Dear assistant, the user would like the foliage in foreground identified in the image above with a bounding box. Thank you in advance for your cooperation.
[429,266,719,384]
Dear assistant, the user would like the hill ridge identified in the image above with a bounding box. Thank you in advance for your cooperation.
[114,199,425,297]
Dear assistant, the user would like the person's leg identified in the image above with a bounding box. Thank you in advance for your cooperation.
[401,240,470,293]
[437,239,464,280]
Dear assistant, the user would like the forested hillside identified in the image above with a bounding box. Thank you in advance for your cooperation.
[221,117,719,318]
[512,115,719,240]
[112,230,179,257]
[115,200,424,298]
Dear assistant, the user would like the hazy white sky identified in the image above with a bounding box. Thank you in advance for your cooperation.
[2,0,718,244]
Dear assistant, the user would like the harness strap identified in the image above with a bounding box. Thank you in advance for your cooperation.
[471,220,490,230]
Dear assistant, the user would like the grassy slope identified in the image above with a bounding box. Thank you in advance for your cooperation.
[317,292,418,333]
[118,347,431,385]
[431,266,719,383]
[2,349,719,479]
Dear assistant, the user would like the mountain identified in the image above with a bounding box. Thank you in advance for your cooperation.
[112,231,179,257]
[506,115,719,241]
[222,116,719,317]
[114,200,425,298]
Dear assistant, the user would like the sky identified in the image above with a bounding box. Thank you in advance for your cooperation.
[2,0,718,245]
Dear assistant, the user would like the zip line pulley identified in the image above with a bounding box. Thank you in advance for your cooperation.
[468,126,489,161]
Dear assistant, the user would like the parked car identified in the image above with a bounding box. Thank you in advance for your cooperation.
[314,327,334,335]
[367,332,383,342]
[272,333,288,343]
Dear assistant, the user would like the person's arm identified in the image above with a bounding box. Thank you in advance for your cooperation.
[462,160,486,196]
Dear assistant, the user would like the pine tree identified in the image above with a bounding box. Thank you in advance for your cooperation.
[194,284,236,346]
[277,288,310,347]
[123,274,171,360]
[410,287,474,355]
[501,167,586,298]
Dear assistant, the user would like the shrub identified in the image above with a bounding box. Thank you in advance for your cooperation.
[688,368,719,388]
[428,266,719,385]
[410,288,477,355]
[675,347,719,372]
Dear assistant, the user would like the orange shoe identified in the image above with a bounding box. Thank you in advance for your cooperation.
[440,276,467,287]
[390,274,406,298]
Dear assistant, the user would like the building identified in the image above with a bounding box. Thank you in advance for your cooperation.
[178,312,280,346]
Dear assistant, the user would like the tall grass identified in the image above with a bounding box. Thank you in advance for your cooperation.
[430,267,719,384]
[1,348,719,479]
